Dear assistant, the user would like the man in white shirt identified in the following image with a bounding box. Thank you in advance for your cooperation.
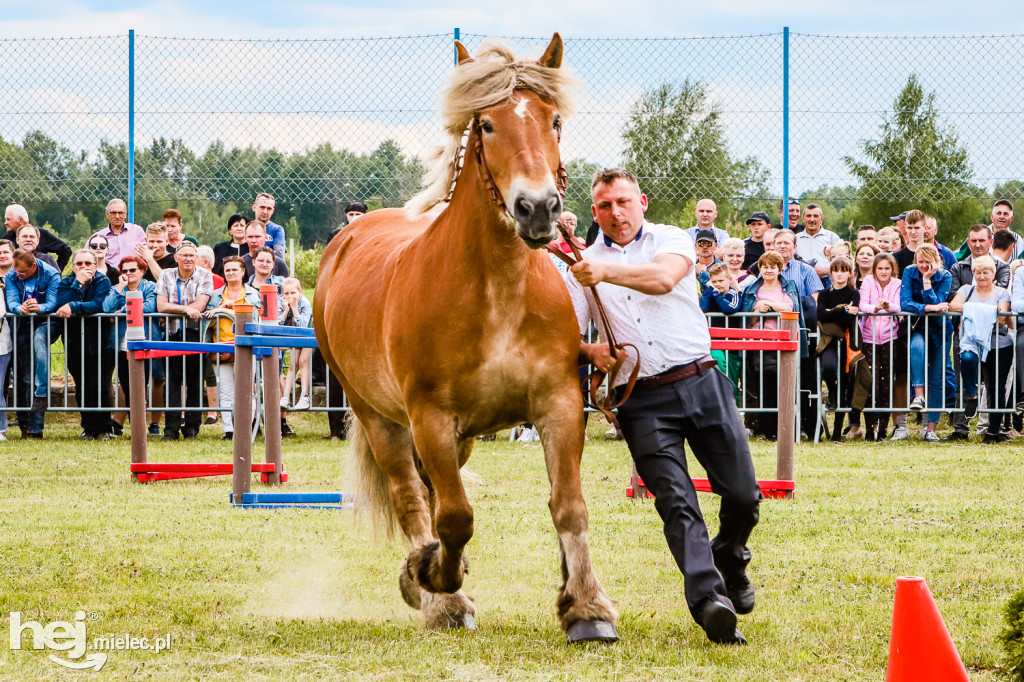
[566,168,760,646]
[794,203,841,277]
[683,198,730,246]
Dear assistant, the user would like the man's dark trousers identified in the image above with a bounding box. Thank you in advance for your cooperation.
[166,328,203,437]
[616,366,762,623]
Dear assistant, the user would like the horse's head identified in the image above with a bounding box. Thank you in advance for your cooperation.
[465,37,566,248]
[408,34,578,249]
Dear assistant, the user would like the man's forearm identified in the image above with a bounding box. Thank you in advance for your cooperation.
[597,261,680,295]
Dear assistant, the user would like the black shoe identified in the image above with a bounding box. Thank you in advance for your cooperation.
[697,599,746,645]
[81,431,96,440]
[944,431,970,442]
[205,416,218,425]
[148,423,161,438]
[31,396,47,412]
[724,575,756,615]
[182,430,199,440]
[162,432,180,441]
[478,434,496,442]
[110,422,123,436]
[983,433,1011,444]
[964,397,978,420]
[281,425,296,438]
[221,432,233,440]
[25,432,43,439]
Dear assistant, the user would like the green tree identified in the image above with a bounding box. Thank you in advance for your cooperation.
[621,80,769,227]
[67,211,93,246]
[844,74,985,243]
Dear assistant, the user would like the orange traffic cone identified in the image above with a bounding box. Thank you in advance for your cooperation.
[885,576,969,681]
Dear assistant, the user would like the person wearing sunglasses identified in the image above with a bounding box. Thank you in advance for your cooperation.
[88,238,120,283]
[103,255,157,434]
[55,249,114,440]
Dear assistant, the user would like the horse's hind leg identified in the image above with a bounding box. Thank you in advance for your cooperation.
[535,396,619,643]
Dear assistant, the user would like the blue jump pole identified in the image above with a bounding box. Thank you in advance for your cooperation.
[127,29,136,224]
[454,27,460,65]
[782,26,790,232]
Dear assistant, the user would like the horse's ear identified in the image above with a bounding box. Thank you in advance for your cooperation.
[455,40,473,66]
[539,33,563,69]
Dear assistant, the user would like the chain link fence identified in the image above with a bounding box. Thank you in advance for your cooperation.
[3,31,1024,246]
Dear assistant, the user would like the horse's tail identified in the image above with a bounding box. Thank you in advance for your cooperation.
[347,412,397,538]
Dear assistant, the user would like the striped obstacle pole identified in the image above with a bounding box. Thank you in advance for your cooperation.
[127,291,148,478]
[232,305,255,500]
[627,313,800,500]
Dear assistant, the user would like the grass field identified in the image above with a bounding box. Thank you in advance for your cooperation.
[1,412,1020,680]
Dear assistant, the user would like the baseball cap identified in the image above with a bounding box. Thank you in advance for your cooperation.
[745,212,771,225]
[890,211,908,222]
[694,229,717,244]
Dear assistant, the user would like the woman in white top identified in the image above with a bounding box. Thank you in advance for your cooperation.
[949,255,1013,443]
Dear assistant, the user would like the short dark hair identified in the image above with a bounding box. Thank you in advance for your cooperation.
[857,225,876,234]
[12,247,36,267]
[0,238,14,252]
[221,255,245,271]
[227,213,247,231]
[592,168,640,191]
[905,209,926,226]
[968,224,992,238]
[253,246,276,260]
[993,230,1015,251]
[804,203,821,212]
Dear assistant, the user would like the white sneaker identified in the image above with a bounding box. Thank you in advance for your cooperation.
[890,426,910,441]
[517,426,540,443]
[292,395,311,411]
[0,432,6,442]
[921,430,940,443]
[909,396,926,411]
[280,396,291,409]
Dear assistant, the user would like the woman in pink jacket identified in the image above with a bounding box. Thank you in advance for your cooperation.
[858,252,906,441]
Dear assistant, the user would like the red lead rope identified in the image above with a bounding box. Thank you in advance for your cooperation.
[547,225,640,423]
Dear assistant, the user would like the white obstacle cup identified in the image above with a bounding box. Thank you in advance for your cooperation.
[126,290,146,341]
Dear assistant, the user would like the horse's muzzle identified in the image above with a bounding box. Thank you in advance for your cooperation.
[512,187,562,248]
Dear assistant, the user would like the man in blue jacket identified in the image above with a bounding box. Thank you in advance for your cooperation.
[56,250,113,439]
[5,249,61,437]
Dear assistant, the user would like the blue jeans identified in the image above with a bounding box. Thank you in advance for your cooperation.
[13,319,52,434]
[910,332,945,424]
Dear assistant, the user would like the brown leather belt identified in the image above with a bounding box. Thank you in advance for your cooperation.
[632,357,717,393]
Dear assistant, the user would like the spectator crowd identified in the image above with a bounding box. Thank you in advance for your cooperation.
[3,189,1023,446]
[0,195,368,442]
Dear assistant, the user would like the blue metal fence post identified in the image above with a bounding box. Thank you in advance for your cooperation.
[782,26,790,232]
[128,29,136,224]
[454,27,460,65]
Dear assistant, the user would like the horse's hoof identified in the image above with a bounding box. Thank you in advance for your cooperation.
[566,620,619,644]
[458,614,477,630]
[398,559,422,609]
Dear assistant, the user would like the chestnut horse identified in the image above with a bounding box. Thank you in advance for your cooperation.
[313,34,618,642]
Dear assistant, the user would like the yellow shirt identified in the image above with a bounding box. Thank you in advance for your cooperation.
[216,287,249,344]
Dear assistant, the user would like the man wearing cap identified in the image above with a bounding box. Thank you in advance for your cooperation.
[773,198,804,233]
[156,241,214,440]
[683,199,730,247]
[252,193,287,257]
[567,168,760,646]
[794,203,841,277]
[327,202,369,245]
[742,212,771,270]
[4,204,72,271]
[890,211,908,245]
[90,198,146,269]
[693,228,723,290]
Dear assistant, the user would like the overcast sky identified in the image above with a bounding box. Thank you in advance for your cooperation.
[5,0,1024,38]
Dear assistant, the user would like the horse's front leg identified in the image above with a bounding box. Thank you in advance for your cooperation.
[405,406,476,628]
[535,392,619,643]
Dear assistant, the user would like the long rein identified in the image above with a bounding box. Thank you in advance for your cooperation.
[451,110,640,421]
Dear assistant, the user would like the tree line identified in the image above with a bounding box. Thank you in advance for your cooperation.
[1,75,1018,248]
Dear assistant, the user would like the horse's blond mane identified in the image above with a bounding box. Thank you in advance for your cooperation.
[406,38,580,216]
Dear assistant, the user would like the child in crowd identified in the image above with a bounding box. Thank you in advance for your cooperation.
[817,257,863,440]
[280,277,313,411]
[700,263,743,398]
[858,252,906,441]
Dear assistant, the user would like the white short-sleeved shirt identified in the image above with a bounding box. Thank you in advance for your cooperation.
[795,228,841,266]
[564,222,711,385]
